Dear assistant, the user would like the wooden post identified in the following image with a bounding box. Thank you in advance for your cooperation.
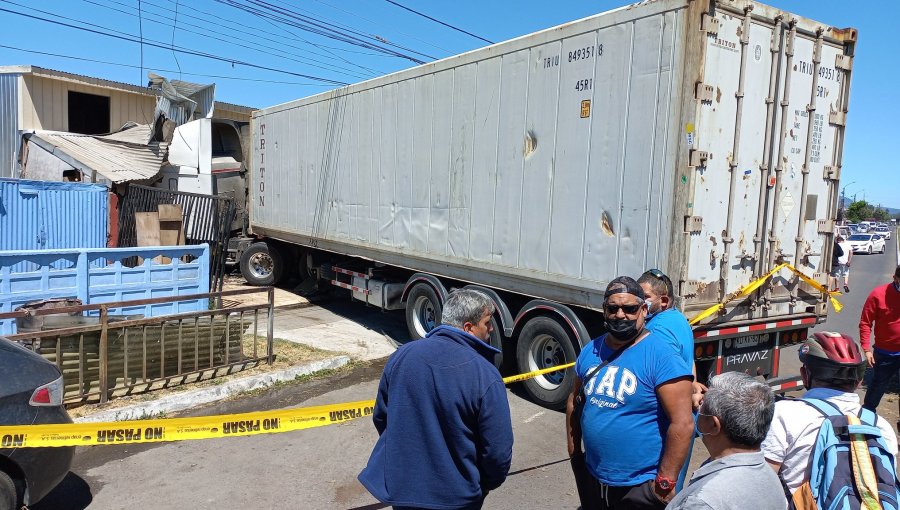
[99,305,109,404]
[267,287,275,364]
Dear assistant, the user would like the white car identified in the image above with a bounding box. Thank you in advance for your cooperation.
[874,227,892,240]
[847,233,885,254]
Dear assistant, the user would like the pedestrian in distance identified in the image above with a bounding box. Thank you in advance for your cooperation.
[667,372,786,510]
[829,235,852,293]
[566,276,694,510]
[358,289,513,510]
[762,332,899,509]
[638,269,706,492]
[860,265,900,417]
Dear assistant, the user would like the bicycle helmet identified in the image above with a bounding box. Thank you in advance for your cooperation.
[798,331,866,383]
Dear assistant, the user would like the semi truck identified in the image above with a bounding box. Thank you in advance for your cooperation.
[239,0,855,409]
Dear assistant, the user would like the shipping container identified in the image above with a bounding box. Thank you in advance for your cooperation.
[247,0,855,407]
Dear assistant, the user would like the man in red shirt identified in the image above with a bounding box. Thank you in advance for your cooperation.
[861,265,900,412]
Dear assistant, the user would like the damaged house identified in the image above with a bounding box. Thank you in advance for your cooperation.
[0,65,253,188]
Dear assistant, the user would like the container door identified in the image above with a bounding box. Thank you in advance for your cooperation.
[687,6,850,321]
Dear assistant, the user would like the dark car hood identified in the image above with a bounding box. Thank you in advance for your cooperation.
[0,337,62,398]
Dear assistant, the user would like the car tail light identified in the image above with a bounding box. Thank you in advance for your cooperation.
[29,376,64,406]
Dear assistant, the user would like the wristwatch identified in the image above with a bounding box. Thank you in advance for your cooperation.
[655,474,676,494]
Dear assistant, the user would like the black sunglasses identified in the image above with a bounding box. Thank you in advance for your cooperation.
[604,303,643,315]
[642,269,674,297]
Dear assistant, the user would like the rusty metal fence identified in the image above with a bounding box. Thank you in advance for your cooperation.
[0,288,274,405]
[117,184,236,292]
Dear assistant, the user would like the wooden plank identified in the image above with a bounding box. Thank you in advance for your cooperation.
[157,204,185,263]
[135,212,161,264]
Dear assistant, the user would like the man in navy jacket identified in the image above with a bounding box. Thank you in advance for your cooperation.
[358,289,513,510]
[359,289,513,510]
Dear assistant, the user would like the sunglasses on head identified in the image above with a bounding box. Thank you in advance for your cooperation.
[604,303,643,315]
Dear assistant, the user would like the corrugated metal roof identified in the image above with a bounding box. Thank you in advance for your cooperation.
[25,126,168,184]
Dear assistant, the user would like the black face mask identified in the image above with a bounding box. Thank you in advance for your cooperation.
[606,318,642,342]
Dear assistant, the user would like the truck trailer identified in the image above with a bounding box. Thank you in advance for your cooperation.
[243,0,855,409]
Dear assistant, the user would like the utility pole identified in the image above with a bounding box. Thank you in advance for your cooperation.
[839,181,856,223]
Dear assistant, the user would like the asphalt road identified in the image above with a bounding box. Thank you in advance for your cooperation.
[33,232,899,509]
[777,231,899,385]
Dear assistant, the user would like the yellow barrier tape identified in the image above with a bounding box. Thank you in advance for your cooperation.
[2,362,576,448]
[0,400,377,448]
[689,262,842,326]
[502,362,574,384]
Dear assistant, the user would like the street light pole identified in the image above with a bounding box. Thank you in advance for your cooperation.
[839,181,856,223]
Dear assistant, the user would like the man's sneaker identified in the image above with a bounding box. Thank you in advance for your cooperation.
[844,284,850,293]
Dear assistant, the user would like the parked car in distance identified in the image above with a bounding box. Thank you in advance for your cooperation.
[874,226,892,240]
[0,337,74,509]
[847,233,886,254]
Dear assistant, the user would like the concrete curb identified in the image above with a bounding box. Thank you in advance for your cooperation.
[75,355,352,423]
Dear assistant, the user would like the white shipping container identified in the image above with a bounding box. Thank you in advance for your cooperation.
[251,0,854,325]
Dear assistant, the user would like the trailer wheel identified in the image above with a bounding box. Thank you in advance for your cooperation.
[487,317,504,370]
[406,284,442,339]
[516,316,577,410]
[0,471,19,510]
[240,242,284,286]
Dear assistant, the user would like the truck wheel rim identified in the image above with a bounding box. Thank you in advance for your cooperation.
[248,252,274,279]
[528,334,565,389]
[412,296,438,337]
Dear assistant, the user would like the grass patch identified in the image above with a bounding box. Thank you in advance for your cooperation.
[67,337,348,419]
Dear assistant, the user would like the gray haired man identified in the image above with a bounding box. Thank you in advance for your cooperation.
[359,289,513,510]
[668,372,786,510]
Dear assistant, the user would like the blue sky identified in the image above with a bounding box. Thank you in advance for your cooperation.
[0,1,896,208]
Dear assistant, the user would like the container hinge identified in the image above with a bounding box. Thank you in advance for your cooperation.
[684,216,703,233]
[689,150,709,167]
[817,219,834,234]
[822,165,840,181]
[835,54,853,71]
[695,82,715,102]
[829,110,846,126]
[701,13,720,34]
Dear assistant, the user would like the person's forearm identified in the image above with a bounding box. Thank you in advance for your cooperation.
[565,393,582,456]
[658,418,693,479]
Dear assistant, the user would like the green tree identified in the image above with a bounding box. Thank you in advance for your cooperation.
[873,207,889,222]
[846,200,871,223]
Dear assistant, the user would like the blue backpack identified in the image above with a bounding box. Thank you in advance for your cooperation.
[786,398,900,510]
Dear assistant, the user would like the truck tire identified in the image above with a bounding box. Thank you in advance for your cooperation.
[487,317,504,370]
[239,242,284,286]
[0,471,18,510]
[516,316,577,410]
[406,284,442,339]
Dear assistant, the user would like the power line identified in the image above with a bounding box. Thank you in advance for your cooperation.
[0,5,348,85]
[170,0,182,79]
[217,0,433,63]
[308,0,454,55]
[382,0,494,45]
[78,0,375,79]
[153,0,390,58]
[138,0,144,84]
[0,42,334,86]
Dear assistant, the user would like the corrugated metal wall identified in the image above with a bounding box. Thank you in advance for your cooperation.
[0,74,18,178]
[0,178,108,252]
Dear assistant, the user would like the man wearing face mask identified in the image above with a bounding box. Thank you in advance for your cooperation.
[860,265,900,414]
[566,276,694,509]
[667,372,785,510]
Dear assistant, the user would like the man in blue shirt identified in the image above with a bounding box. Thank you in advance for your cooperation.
[566,276,695,509]
[638,269,704,492]
[359,289,513,510]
